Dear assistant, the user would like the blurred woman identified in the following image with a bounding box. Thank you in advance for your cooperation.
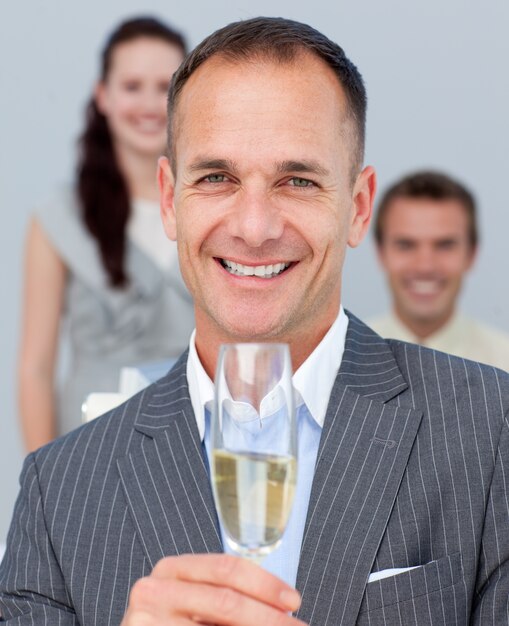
[18,16,194,452]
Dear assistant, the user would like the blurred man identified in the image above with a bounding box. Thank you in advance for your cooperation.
[1,18,509,626]
[370,171,509,371]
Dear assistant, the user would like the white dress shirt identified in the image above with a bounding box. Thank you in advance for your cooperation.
[186,307,348,585]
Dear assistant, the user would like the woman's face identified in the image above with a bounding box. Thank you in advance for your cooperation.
[96,37,184,160]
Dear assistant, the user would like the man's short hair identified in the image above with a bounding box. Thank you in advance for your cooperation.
[374,170,478,248]
[167,16,366,178]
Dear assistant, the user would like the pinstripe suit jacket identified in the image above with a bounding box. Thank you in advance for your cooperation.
[1,313,509,625]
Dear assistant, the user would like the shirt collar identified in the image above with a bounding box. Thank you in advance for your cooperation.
[187,307,349,441]
[292,306,348,427]
[419,311,465,347]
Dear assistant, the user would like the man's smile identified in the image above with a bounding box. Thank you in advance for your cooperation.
[403,278,444,297]
[218,258,292,279]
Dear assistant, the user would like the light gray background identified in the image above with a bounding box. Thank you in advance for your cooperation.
[1,0,508,541]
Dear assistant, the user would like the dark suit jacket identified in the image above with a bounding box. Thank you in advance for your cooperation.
[1,313,509,625]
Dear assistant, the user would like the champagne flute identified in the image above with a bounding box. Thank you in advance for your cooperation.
[211,343,297,562]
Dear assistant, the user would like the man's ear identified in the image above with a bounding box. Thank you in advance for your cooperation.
[347,165,377,248]
[158,157,177,241]
[465,243,478,271]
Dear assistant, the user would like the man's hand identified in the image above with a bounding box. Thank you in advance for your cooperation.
[121,553,306,625]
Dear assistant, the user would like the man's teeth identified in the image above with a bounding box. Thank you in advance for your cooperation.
[409,280,440,295]
[222,260,290,278]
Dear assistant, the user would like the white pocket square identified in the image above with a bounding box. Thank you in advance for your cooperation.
[367,565,420,583]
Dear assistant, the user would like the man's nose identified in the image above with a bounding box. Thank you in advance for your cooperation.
[413,246,437,272]
[228,189,284,247]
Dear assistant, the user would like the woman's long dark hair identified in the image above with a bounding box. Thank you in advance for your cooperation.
[77,17,186,287]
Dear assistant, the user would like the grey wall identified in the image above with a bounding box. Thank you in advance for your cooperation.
[1,0,508,541]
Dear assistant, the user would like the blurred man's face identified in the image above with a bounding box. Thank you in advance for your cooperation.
[158,51,375,372]
[377,197,476,337]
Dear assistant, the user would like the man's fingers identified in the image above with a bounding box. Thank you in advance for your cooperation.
[123,577,195,625]
[144,577,305,626]
[151,554,301,613]
[124,556,306,626]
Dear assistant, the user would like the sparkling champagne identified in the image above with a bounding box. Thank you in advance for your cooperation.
[213,449,297,557]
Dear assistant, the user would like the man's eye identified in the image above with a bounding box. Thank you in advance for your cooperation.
[205,174,227,183]
[289,177,313,188]
[436,240,457,251]
[395,241,414,251]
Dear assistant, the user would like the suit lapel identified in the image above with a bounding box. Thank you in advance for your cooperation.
[117,354,222,569]
[116,313,422,621]
[296,313,423,625]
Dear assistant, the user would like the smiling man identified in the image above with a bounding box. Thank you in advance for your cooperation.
[370,171,509,371]
[1,17,509,626]
[158,46,372,376]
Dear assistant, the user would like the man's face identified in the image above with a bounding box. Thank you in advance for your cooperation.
[377,197,476,334]
[159,52,374,368]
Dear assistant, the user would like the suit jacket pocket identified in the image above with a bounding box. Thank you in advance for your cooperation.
[357,552,466,625]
